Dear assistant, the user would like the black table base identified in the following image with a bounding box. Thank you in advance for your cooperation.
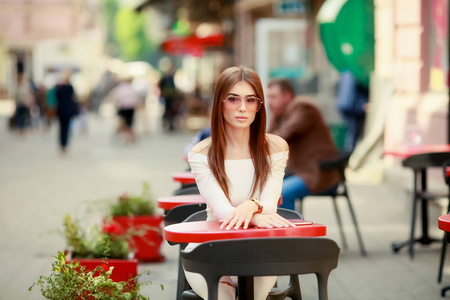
[392,169,446,259]
[238,276,254,300]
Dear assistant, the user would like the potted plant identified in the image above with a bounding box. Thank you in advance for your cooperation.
[109,183,164,262]
[63,214,139,284]
[29,251,154,300]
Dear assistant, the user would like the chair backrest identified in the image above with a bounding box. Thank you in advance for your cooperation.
[319,150,352,182]
[182,237,339,300]
[319,150,352,171]
[276,208,303,220]
[182,237,339,277]
[164,203,207,227]
[173,185,200,196]
[183,209,207,223]
[402,152,450,170]
[443,160,450,186]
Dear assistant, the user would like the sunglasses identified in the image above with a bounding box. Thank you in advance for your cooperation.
[223,95,263,111]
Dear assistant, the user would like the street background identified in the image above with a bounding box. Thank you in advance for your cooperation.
[0,112,448,300]
[0,0,449,299]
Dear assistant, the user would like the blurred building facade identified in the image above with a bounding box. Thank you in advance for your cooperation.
[137,0,340,123]
[375,0,448,157]
[234,0,340,123]
[0,0,104,100]
[136,0,235,95]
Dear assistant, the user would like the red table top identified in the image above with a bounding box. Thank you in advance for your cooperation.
[164,220,326,243]
[383,144,450,159]
[172,172,196,185]
[439,214,450,232]
[158,194,204,210]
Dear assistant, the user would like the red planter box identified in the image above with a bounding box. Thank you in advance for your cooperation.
[112,215,165,262]
[66,254,138,284]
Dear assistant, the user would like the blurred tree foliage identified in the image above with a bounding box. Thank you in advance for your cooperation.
[103,0,119,56]
[115,8,152,61]
[103,0,155,62]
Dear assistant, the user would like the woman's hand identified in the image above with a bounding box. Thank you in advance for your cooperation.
[220,200,259,230]
[251,213,295,229]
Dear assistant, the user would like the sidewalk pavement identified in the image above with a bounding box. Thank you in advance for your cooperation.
[0,114,449,300]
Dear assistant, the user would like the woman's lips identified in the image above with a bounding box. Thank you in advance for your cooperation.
[236,116,248,122]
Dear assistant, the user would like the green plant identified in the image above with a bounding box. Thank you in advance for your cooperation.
[64,215,130,259]
[29,251,158,300]
[110,182,156,217]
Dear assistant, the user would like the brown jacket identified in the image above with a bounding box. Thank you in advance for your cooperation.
[268,98,341,193]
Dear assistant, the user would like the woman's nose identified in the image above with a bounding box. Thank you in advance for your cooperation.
[238,100,247,112]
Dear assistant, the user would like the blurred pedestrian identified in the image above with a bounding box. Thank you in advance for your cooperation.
[267,78,340,211]
[109,77,141,142]
[159,64,178,131]
[34,83,47,130]
[13,73,34,134]
[45,84,58,129]
[335,71,369,151]
[55,71,79,154]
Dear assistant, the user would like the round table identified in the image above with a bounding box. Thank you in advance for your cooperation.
[384,144,450,258]
[439,214,450,232]
[158,194,204,211]
[383,144,450,159]
[172,172,196,185]
[439,214,450,296]
[164,220,326,244]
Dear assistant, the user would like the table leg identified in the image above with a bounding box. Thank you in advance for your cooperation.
[419,169,433,243]
[238,276,254,300]
[393,169,440,257]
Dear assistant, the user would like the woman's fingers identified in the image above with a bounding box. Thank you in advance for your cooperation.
[220,213,235,229]
[252,213,296,228]
[243,215,252,229]
[222,211,293,230]
[226,215,240,230]
[271,215,295,227]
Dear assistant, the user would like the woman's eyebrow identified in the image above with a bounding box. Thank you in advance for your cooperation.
[227,93,257,97]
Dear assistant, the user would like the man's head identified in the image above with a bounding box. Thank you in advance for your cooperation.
[267,79,295,117]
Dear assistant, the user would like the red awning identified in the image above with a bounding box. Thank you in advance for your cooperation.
[161,33,225,57]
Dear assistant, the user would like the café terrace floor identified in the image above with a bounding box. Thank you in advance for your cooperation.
[0,113,449,300]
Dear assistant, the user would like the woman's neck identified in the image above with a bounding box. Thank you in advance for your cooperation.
[224,126,251,159]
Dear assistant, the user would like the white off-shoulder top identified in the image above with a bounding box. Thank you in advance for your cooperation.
[187,151,289,221]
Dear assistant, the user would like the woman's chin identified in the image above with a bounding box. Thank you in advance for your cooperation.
[229,121,252,129]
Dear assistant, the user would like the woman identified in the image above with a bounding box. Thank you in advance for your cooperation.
[186,66,294,300]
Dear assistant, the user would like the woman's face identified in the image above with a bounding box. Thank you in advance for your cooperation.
[222,81,260,130]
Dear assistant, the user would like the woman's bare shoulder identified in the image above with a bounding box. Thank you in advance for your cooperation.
[266,134,289,154]
[189,137,212,155]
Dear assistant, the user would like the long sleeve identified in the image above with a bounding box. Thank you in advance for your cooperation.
[271,102,314,140]
[258,151,289,214]
[188,153,235,221]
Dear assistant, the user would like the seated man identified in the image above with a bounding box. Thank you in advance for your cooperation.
[267,79,341,211]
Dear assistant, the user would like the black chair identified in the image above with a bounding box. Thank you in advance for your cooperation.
[181,237,340,300]
[174,209,208,300]
[300,151,367,256]
[392,152,450,259]
[173,184,200,196]
[162,203,207,300]
[181,208,306,300]
[437,160,450,296]
[163,203,207,227]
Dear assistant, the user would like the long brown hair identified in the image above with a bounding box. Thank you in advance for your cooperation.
[208,66,271,200]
